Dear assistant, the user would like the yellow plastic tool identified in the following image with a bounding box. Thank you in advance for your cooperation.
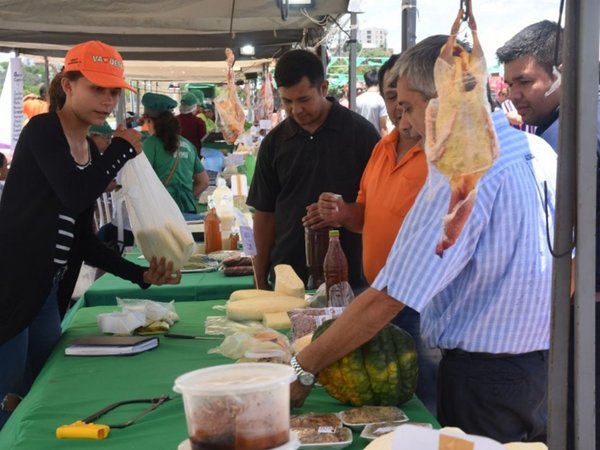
[56,421,110,439]
[55,395,170,440]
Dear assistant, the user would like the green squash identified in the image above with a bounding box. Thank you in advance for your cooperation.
[312,319,418,406]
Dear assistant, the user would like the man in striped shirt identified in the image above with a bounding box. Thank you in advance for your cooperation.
[290,35,557,444]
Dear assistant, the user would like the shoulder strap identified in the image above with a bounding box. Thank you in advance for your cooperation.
[163,148,180,187]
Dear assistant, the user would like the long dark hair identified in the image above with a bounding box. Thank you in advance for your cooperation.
[48,70,83,113]
[151,110,180,154]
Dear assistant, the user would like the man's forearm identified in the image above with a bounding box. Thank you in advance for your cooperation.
[253,211,276,289]
[339,202,365,234]
[296,287,404,374]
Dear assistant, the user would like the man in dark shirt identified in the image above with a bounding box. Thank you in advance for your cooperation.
[247,49,380,290]
[497,20,600,450]
[176,92,207,157]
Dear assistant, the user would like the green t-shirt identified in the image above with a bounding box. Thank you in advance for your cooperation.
[143,135,205,213]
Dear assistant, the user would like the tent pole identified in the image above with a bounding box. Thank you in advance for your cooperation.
[348,12,357,111]
[572,0,598,447]
[43,56,50,98]
[548,0,598,448]
[401,0,417,51]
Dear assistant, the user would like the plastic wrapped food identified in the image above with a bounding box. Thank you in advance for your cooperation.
[214,48,246,144]
[288,307,345,341]
[339,406,408,429]
[290,413,342,429]
[425,0,499,256]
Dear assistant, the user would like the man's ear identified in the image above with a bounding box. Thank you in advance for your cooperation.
[320,79,329,97]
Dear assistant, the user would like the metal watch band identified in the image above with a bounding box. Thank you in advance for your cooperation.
[290,355,316,385]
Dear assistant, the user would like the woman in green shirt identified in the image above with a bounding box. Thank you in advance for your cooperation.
[141,93,209,220]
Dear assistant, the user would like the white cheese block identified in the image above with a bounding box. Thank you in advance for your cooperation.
[274,264,305,298]
[226,296,307,321]
[229,289,283,302]
[262,311,292,330]
[291,333,313,354]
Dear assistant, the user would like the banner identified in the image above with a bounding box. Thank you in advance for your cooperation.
[0,57,24,160]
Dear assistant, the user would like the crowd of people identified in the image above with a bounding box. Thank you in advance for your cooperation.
[0,15,598,449]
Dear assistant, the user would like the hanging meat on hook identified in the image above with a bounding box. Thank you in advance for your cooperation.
[425,0,499,256]
[214,48,246,144]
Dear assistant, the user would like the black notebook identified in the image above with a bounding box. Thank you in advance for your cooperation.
[64,335,159,356]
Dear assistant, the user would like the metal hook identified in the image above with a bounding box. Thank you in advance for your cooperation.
[460,0,469,22]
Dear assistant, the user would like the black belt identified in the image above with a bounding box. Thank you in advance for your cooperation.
[440,348,542,359]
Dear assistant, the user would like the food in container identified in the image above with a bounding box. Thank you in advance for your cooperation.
[173,363,296,450]
[290,412,342,429]
[293,426,352,449]
[339,406,408,430]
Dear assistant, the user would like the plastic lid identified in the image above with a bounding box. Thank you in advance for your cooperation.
[329,229,340,238]
[173,363,296,395]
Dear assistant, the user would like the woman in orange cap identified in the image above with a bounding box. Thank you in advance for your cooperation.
[0,40,181,428]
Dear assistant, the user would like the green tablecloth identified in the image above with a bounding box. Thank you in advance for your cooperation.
[0,302,439,450]
[82,253,254,306]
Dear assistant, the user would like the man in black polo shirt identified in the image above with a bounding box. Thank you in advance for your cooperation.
[247,49,380,291]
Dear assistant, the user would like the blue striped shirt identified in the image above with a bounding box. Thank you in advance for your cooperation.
[372,111,557,353]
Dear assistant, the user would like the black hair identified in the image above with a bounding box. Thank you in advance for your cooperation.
[48,71,83,113]
[363,69,379,88]
[0,152,6,168]
[378,54,401,97]
[274,49,324,88]
[496,20,562,77]
[39,85,47,99]
[152,110,181,155]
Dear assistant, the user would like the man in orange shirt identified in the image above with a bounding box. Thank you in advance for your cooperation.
[22,85,48,120]
[304,54,440,414]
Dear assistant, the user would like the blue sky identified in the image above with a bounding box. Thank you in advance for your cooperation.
[358,0,564,69]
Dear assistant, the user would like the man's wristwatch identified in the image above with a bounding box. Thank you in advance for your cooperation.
[290,355,316,386]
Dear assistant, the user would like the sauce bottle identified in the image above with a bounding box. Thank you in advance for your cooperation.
[204,200,222,254]
[323,229,349,304]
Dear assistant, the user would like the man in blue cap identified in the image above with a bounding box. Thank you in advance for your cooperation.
[176,92,207,157]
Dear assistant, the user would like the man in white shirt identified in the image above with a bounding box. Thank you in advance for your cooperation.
[356,69,389,136]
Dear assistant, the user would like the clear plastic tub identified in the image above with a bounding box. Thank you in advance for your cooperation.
[173,363,297,450]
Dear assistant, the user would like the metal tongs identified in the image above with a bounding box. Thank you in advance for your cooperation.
[56,395,171,440]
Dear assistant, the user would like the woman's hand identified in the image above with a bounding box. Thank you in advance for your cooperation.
[143,256,182,285]
[113,125,142,154]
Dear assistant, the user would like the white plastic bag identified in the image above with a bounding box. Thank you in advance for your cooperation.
[120,152,195,271]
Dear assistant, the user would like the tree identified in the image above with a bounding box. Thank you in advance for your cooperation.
[0,61,48,97]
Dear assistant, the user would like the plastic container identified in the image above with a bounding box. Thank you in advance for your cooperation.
[213,177,235,232]
[173,363,297,450]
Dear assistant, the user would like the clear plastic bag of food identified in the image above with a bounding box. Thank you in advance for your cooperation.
[207,328,291,363]
[288,307,346,341]
[117,298,179,325]
[120,153,195,271]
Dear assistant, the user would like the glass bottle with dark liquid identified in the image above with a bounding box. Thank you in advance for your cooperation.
[304,227,329,290]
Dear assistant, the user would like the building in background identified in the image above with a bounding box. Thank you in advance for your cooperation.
[358,28,387,50]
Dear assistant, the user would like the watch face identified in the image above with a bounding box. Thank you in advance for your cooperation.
[299,372,315,386]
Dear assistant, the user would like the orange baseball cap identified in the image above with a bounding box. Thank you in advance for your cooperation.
[64,40,136,92]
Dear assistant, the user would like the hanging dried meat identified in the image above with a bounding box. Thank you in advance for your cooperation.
[425,0,499,256]
[214,48,246,144]
[254,71,274,122]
